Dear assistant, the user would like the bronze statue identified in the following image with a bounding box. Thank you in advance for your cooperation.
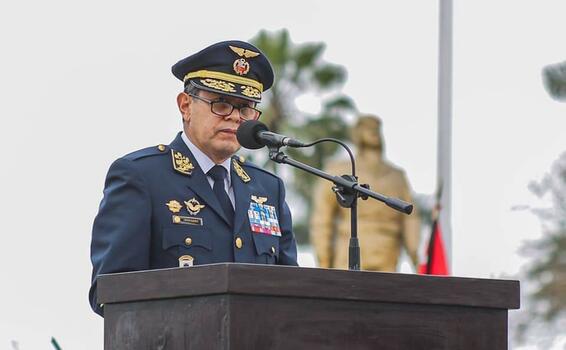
[310,115,420,271]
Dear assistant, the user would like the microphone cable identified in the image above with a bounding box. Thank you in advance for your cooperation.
[302,138,356,177]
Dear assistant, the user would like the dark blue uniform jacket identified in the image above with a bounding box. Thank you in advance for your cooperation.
[89,132,298,315]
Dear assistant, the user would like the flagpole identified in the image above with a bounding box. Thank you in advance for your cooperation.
[437,0,453,268]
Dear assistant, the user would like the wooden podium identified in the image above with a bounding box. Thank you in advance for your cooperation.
[97,263,520,349]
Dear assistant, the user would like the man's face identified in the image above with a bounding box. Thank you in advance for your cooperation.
[178,89,256,163]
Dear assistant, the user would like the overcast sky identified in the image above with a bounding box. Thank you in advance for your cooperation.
[1,1,565,349]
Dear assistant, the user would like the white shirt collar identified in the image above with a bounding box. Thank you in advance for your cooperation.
[181,132,232,184]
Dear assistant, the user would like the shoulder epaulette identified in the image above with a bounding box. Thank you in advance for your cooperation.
[123,144,170,161]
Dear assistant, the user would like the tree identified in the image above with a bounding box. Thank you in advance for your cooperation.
[514,151,566,346]
[249,29,357,243]
[542,60,566,102]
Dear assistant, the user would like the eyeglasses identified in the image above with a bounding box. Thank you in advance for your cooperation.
[188,93,262,121]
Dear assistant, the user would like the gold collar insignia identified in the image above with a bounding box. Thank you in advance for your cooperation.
[232,159,251,183]
[251,195,268,204]
[171,150,194,175]
[184,198,205,215]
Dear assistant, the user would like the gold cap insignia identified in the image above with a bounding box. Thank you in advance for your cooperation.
[172,150,194,175]
[229,46,258,76]
[233,58,250,76]
[251,195,268,204]
[184,198,205,215]
[232,159,251,183]
[166,200,182,213]
[229,46,260,58]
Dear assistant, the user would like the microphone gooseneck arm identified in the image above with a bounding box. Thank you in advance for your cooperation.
[302,138,356,176]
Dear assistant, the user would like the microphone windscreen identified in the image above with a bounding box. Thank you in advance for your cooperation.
[236,120,269,149]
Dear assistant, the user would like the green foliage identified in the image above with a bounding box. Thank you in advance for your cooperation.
[313,64,347,88]
[525,152,566,319]
[542,60,566,102]
[516,152,566,343]
[250,29,357,243]
[51,337,62,350]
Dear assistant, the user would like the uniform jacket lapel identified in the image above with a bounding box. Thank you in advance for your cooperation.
[169,133,231,227]
[231,165,252,233]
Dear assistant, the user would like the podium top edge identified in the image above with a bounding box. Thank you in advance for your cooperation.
[97,263,520,310]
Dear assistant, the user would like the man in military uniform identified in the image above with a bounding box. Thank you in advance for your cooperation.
[89,40,298,316]
[310,115,420,272]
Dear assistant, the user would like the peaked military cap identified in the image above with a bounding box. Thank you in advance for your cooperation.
[172,40,274,103]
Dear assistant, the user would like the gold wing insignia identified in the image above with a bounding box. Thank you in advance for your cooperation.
[229,45,260,58]
[232,159,251,183]
[251,195,268,204]
[171,150,194,175]
[166,200,183,213]
[184,198,205,215]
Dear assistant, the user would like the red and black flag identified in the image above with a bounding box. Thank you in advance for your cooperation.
[418,217,449,275]
[419,187,450,275]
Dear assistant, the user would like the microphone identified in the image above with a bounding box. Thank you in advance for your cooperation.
[236,120,306,149]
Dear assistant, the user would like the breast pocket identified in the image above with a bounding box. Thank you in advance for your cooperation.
[162,226,213,265]
[251,233,280,264]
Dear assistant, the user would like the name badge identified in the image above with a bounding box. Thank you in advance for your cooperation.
[172,215,203,226]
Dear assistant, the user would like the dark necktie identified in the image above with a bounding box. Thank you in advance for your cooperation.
[207,165,234,226]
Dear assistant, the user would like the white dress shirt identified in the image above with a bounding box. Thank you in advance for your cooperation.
[182,132,235,208]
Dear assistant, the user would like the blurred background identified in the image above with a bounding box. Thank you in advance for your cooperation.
[1,0,565,348]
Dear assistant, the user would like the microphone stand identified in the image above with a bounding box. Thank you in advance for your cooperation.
[268,146,413,271]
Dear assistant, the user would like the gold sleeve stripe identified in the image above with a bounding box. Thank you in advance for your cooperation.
[184,70,263,91]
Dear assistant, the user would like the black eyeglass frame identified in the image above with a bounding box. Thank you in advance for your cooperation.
[188,93,262,121]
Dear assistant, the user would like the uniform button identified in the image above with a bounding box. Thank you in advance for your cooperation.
[271,246,276,254]
[173,215,181,224]
[235,237,243,249]
[157,144,166,152]
[185,237,192,246]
